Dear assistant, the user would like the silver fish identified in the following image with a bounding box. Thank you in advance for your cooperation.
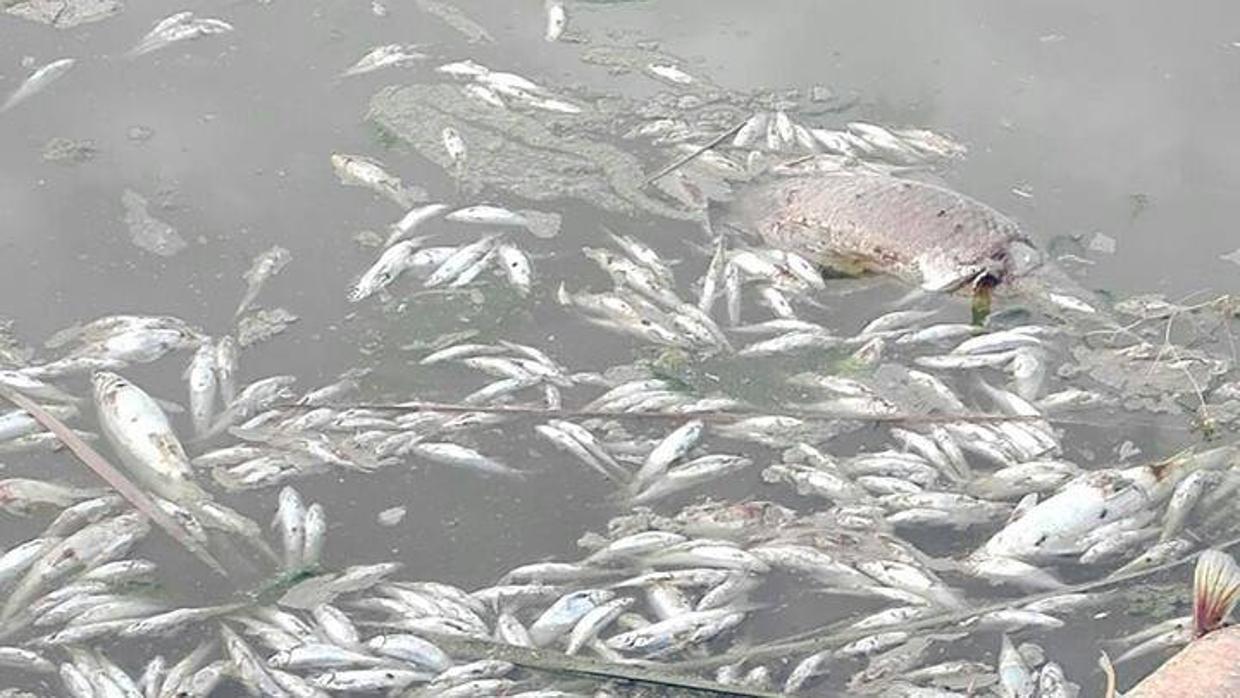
[332,153,423,208]
[214,335,239,405]
[129,12,234,58]
[544,0,567,41]
[92,372,208,504]
[386,202,449,247]
[1,57,75,113]
[236,245,292,317]
[350,239,420,302]
[185,341,217,438]
[343,44,426,77]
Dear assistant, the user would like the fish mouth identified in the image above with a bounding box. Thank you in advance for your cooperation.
[90,370,125,391]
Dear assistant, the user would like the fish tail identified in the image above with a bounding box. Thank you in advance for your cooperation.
[1192,549,1240,637]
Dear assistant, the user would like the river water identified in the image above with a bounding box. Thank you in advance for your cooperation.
[2,1,1239,695]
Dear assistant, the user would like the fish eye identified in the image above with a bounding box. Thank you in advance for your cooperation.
[1097,508,1108,520]
[1034,534,1048,547]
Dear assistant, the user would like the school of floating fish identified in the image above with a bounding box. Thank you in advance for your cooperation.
[4,1,1240,697]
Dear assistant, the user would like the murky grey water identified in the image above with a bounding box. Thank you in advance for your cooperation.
[3,0,1240,695]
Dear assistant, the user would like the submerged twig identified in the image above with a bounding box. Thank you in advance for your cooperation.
[680,532,1240,670]
[413,632,784,698]
[0,386,230,578]
[641,115,751,187]
[285,399,1167,429]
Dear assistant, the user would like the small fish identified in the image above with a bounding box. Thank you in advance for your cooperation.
[445,204,527,227]
[274,487,306,571]
[631,419,704,492]
[544,0,567,41]
[732,113,770,149]
[998,633,1034,698]
[235,245,291,317]
[331,153,423,208]
[349,240,419,302]
[1,58,75,113]
[185,342,218,438]
[0,478,104,514]
[129,12,234,58]
[368,634,453,672]
[343,44,426,77]
[424,235,500,288]
[442,127,467,168]
[1161,470,1219,542]
[495,243,533,295]
[646,63,694,85]
[462,83,506,108]
[214,335,239,405]
[302,503,326,566]
[405,441,524,478]
[386,202,449,247]
[528,589,615,646]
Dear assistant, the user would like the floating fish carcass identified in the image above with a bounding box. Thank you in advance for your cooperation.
[726,171,1032,295]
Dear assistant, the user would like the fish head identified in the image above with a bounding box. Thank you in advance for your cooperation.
[90,371,129,403]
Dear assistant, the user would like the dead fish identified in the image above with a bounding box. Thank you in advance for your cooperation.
[728,172,1029,296]
[214,335,239,405]
[185,341,218,438]
[442,127,467,168]
[544,0,567,41]
[331,153,424,208]
[973,449,1217,564]
[496,243,533,295]
[1125,550,1240,696]
[128,11,234,58]
[236,245,291,317]
[1,58,75,113]
[343,44,426,77]
[386,203,449,247]
[349,239,420,302]
[92,372,209,505]
[646,64,695,85]
[445,205,527,227]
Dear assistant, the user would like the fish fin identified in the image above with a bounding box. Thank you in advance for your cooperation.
[1193,549,1240,636]
[1006,493,1039,524]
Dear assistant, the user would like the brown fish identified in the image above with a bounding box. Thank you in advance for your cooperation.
[1125,550,1240,697]
[728,172,1029,293]
[726,171,1106,322]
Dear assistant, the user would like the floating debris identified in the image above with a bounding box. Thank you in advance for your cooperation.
[120,189,187,257]
[2,0,120,28]
[41,136,96,164]
[236,307,299,347]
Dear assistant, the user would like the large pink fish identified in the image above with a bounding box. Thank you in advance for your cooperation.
[726,172,1102,320]
[1124,549,1240,696]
